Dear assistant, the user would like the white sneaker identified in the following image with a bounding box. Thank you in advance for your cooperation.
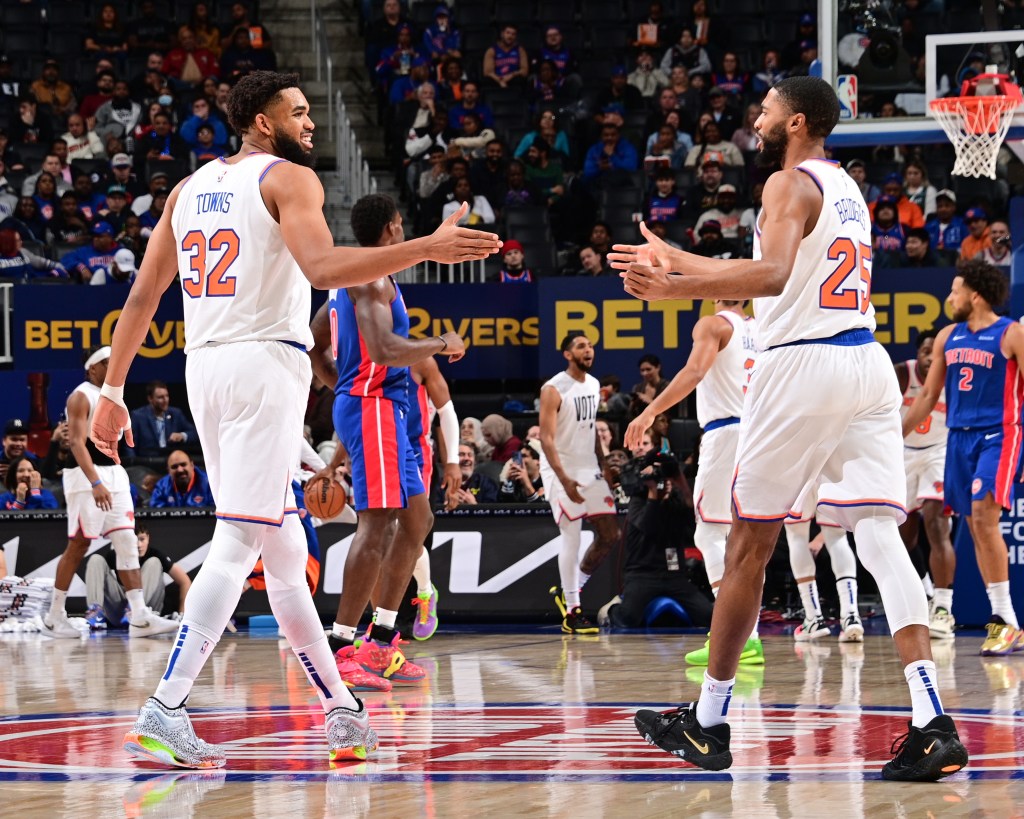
[129,610,180,638]
[326,700,378,762]
[124,697,227,768]
[596,595,622,628]
[794,615,831,642]
[838,614,864,643]
[929,606,956,640]
[40,611,85,639]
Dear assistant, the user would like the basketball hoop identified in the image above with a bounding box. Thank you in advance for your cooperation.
[929,73,1023,180]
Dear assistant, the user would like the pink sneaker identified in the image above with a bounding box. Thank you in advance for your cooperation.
[352,633,428,684]
[335,647,392,692]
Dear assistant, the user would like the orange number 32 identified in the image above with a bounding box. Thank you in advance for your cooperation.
[820,237,871,314]
[181,229,239,298]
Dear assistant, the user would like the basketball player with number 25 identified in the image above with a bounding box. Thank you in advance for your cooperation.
[609,76,967,781]
[89,71,500,769]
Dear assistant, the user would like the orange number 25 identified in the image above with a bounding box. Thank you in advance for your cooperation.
[820,237,871,313]
[181,229,239,298]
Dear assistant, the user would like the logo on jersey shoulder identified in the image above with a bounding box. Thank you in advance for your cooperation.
[972,478,983,494]
[933,481,943,493]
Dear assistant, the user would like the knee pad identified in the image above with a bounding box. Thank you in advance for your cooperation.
[694,521,727,586]
[261,516,312,593]
[823,526,857,578]
[110,529,140,571]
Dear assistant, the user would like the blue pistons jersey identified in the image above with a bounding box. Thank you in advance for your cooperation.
[944,316,1022,430]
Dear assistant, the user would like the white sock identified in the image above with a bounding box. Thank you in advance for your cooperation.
[835,576,858,619]
[933,587,953,612]
[922,573,936,598]
[49,587,67,617]
[332,623,357,642]
[126,588,147,621]
[374,607,398,630]
[293,636,359,712]
[798,580,822,620]
[564,588,581,609]
[904,660,944,728]
[578,570,591,589]
[155,622,221,708]
[558,517,582,610]
[695,671,735,728]
[987,581,1019,628]
[413,547,432,596]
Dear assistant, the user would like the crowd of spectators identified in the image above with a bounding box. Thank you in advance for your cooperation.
[0,0,276,284]
[363,0,1015,278]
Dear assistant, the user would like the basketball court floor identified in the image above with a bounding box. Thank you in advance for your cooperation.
[2,626,1022,816]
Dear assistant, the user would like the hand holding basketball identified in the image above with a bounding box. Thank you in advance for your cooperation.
[304,476,347,520]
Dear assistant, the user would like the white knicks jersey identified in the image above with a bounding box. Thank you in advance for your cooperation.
[172,153,314,353]
[901,359,947,448]
[752,158,875,350]
[539,371,601,476]
[697,311,757,427]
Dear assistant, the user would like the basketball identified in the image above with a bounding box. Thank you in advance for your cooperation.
[304,477,346,520]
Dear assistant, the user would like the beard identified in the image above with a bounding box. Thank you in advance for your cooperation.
[755,121,788,168]
[950,303,971,322]
[272,126,316,168]
[573,354,593,372]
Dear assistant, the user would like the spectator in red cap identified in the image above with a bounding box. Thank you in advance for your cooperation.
[494,240,535,283]
[960,208,992,260]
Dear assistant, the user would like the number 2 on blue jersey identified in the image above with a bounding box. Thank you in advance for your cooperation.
[820,237,871,313]
[181,228,240,298]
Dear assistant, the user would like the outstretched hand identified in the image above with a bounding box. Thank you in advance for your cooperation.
[607,222,684,302]
[91,396,132,464]
[428,202,502,263]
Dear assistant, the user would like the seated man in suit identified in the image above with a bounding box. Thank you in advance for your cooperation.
[126,380,198,458]
[148,450,214,508]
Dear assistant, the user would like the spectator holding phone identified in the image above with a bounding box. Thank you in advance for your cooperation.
[498,441,545,502]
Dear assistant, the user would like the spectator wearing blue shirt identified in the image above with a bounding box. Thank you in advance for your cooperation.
[583,122,639,181]
[1,455,59,510]
[149,450,214,508]
[0,227,65,280]
[179,97,229,152]
[138,188,169,237]
[90,247,137,286]
[126,380,198,459]
[71,175,107,223]
[59,221,120,283]
[423,6,461,64]
[925,189,968,257]
[645,168,683,222]
[845,159,880,205]
[388,58,434,106]
[376,24,427,92]
[447,81,494,131]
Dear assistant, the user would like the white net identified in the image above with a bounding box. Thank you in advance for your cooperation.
[930,95,1020,179]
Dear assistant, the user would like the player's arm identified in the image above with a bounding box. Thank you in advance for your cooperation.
[894,360,910,395]
[167,562,191,612]
[539,385,584,503]
[91,182,188,460]
[309,302,339,390]
[264,164,501,289]
[902,324,951,436]
[623,314,731,450]
[414,357,462,510]
[1002,321,1024,372]
[353,280,466,365]
[68,391,113,511]
[608,169,818,301]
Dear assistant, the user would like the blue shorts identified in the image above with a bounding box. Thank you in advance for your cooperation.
[334,394,425,511]
[945,426,1023,515]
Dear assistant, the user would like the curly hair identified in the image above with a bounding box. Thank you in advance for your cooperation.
[957,257,1009,307]
[350,193,398,248]
[773,76,841,139]
[226,71,301,135]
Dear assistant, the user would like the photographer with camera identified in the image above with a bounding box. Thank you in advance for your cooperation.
[599,450,713,628]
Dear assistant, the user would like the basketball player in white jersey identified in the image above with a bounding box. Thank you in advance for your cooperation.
[611,76,966,780]
[895,330,956,639]
[40,346,177,640]
[539,332,620,634]
[624,299,763,666]
[89,71,500,769]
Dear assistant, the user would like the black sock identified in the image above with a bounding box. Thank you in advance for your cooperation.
[369,623,397,645]
[327,633,352,654]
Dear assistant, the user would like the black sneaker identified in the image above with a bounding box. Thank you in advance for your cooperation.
[881,714,968,781]
[634,703,733,771]
[549,586,567,618]
[562,607,599,634]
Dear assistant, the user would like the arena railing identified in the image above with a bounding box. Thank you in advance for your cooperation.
[310,0,334,143]
[0,282,12,364]
[334,90,377,207]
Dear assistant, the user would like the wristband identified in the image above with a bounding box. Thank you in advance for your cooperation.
[91,479,102,487]
[30,488,40,496]
[99,382,125,405]
[437,335,448,352]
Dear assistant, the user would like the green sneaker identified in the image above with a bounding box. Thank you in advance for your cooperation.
[685,636,764,666]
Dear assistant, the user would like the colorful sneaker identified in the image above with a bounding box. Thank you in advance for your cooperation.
[334,647,392,692]
[411,584,439,641]
[794,615,831,642]
[838,614,864,643]
[634,702,733,770]
[124,697,226,769]
[881,714,968,781]
[326,701,378,763]
[352,633,428,684]
[40,611,85,639]
[685,636,764,666]
[980,617,1023,656]
[550,586,567,618]
[85,604,108,631]
[929,606,956,640]
[562,606,599,635]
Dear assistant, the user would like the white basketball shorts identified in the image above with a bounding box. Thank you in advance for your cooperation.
[904,444,946,510]
[542,466,616,523]
[64,464,134,538]
[694,422,739,524]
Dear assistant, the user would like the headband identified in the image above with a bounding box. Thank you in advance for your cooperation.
[85,346,111,370]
